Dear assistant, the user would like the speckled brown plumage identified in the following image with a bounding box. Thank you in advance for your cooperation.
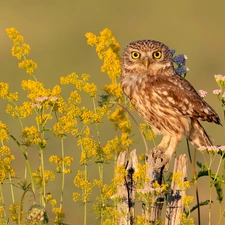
[120,40,221,159]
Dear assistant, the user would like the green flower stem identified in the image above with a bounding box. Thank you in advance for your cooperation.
[84,163,87,225]
[60,138,65,209]
[98,163,104,225]
[39,147,46,206]
[9,134,35,193]
[217,208,225,225]
[11,101,24,130]
[19,188,36,225]
[213,152,225,183]
[208,153,216,225]
[0,185,7,224]
[92,98,101,144]
[8,174,15,203]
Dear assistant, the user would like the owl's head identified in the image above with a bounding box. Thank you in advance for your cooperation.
[121,40,174,76]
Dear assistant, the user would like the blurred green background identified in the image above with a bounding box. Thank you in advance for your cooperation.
[0,1,225,224]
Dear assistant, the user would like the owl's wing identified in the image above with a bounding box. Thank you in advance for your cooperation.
[152,74,221,125]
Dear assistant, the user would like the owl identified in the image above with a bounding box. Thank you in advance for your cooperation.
[120,40,221,162]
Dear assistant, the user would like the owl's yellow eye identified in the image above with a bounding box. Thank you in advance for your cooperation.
[153,51,162,59]
[131,51,140,59]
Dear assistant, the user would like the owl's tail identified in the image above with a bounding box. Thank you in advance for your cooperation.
[188,120,213,149]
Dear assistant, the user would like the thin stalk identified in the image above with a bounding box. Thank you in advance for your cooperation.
[10,101,24,130]
[84,164,87,225]
[9,134,35,193]
[19,189,36,224]
[98,163,104,225]
[8,173,15,203]
[212,152,225,182]
[60,138,65,209]
[0,185,7,224]
[186,139,201,225]
[217,208,225,225]
[39,147,46,206]
[92,98,101,144]
[208,154,214,225]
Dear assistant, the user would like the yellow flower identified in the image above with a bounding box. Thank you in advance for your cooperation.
[21,80,50,101]
[6,28,19,41]
[0,82,9,99]
[21,126,41,146]
[133,164,148,188]
[172,172,190,190]
[18,59,37,75]
[0,121,9,142]
[81,73,90,81]
[53,115,77,137]
[183,195,194,208]
[9,203,20,222]
[36,114,53,126]
[6,28,32,61]
[78,137,98,164]
[49,155,73,173]
[140,123,156,141]
[68,90,81,104]
[72,192,80,202]
[33,168,55,187]
[85,32,98,46]
[113,165,127,185]
[180,213,195,225]
[73,170,95,202]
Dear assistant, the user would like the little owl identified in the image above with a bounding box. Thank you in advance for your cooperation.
[120,40,221,161]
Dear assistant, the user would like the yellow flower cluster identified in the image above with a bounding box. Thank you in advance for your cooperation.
[6,28,37,76]
[0,82,18,102]
[0,146,15,182]
[113,165,127,185]
[36,113,53,126]
[60,72,97,98]
[0,82,9,99]
[6,28,29,59]
[9,203,20,222]
[140,123,156,141]
[21,126,44,146]
[102,137,120,160]
[132,164,148,188]
[32,168,55,187]
[86,28,121,81]
[18,59,37,75]
[79,106,107,124]
[52,207,65,224]
[73,170,96,203]
[49,155,73,174]
[46,193,65,224]
[78,137,98,165]
[108,107,132,150]
[53,115,78,137]
[0,121,9,142]
[180,213,195,225]
[182,195,194,208]
[6,101,33,118]
[46,193,57,207]
[172,172,190,190]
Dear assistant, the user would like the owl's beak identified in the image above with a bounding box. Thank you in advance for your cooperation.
[143,59,150,69]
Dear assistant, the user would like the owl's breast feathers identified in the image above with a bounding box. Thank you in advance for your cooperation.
[121,73,221,128]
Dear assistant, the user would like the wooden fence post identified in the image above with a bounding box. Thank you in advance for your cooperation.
[116,149,138,225]
[114,149,188,225]
[165,154,188,225]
